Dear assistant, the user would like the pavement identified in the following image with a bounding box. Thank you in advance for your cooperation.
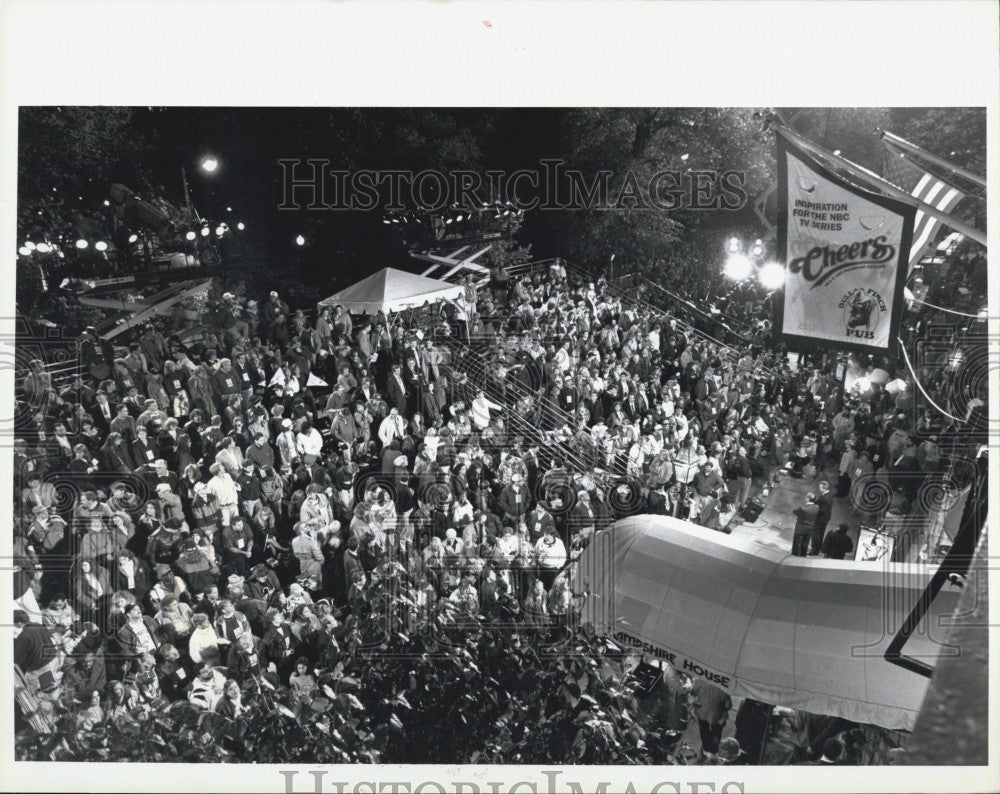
[728,464,863,559]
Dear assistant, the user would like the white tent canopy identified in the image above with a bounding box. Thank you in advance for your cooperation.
[317,268,463,316]
[577,515,962,730]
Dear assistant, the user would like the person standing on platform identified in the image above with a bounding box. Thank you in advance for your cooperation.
[821,523,854,560]
[809,480,834,555]
[791,492,819,557]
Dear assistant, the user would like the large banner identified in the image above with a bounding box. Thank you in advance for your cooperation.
[775,131,915,353]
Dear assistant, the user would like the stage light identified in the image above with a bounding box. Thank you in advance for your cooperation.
[833,150,841,156]
[455,214,464,222]
[185,231,197,241]
[25,241,37,251]
[727,237,740,253]
[129,234,139,243]
[216,226,225,237]
[759,261,785,290]
[75,239,89,249]
[200,156,218,173]
[295,235,305,246]
[237,222,245,231]
[724,252,752,281]
[201,227,210,237]
[36,243,51,253]
[383,218,391,224]
[18,246,31,256]
[226,206,232,212]
[95,241,108,252]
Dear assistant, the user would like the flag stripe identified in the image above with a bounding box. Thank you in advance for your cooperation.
[910,186,962,263]
[881,141,965,267]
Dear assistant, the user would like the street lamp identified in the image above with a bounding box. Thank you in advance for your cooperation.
[94,241,108,252]
[236,222,245,231]
[75,239,89,250]
[295,235,306,246]
[759,261,785,290]
[724,252,752,281]
[182,154,219,222]
[185,231,197,241]
[18,246,31,256]
[36,243,51,254]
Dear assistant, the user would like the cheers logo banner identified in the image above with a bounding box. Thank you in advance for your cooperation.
[775,132,915,353]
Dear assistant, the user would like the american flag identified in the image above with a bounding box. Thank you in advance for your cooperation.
[881,141,964,268]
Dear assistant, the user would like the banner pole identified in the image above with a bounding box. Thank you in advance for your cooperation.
[773,125,986,246]
[880,130,987,188]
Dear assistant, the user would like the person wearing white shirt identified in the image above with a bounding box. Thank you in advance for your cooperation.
[451,492,474,530]
[535,528,567,589]
[206,463,239,527]
[470,389,503,431]
[378,408,406,447]
[295,421,324,464]
[496,525,519,562]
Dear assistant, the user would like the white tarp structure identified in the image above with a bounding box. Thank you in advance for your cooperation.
[317,268,463,316]
[577,515,962,730]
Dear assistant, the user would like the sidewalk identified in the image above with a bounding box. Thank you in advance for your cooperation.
[729,465,862,558]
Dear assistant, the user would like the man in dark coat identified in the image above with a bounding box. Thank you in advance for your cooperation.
[809,480,834,555]
[791,492,819,557]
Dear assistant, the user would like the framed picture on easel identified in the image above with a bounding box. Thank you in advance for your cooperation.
[856,525,895,562]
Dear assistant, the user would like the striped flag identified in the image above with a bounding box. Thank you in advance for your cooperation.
[881,142,964,267]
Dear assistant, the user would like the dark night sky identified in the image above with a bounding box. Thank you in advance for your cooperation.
[127,108,571,291]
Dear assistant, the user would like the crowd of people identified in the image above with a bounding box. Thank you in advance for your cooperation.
[12,248,985,763]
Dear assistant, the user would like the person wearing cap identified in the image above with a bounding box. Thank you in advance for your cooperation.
[689,459,724,520]
[147,563,187,612]
[262,290,290,346]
